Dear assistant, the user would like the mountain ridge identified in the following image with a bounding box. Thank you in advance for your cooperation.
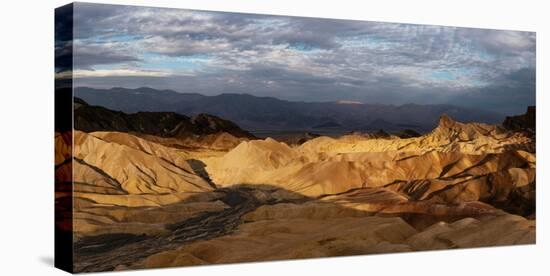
[75,86,505,133]
[74,97,255,139]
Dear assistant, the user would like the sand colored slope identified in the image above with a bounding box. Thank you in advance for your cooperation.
[138,132,249,152]
[138,212,533,269]
[204,115,535,208]
[405,214,535,250]
[140,216,417,268]
[242,187,497,223]
[206,142,534,199]
[221,137,298,170]
[88,131,193,166]
[298,114,533,155]
[74,131,213,195]
[72,160,126,195]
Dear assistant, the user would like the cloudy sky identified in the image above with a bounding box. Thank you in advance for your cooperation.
[57,3,536,115]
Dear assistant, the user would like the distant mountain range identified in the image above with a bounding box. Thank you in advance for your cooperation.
[75,87,505,133]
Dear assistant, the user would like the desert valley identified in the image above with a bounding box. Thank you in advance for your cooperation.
[55,90,536,272]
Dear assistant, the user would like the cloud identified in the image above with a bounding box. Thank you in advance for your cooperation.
[55,4,73,73]
[69,68,176,78]
[64,3,536,115]
[140,36,232,57]
[73,41,141,69]
[448,68,536,115]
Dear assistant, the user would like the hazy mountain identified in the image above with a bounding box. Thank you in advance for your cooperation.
[75,87,505,133]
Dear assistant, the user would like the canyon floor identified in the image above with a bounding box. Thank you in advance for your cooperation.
[55,112,536,272]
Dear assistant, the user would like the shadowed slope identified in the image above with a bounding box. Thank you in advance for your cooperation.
[74,97,255,139]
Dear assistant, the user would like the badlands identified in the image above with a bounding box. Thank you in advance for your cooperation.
[55,103,535,272]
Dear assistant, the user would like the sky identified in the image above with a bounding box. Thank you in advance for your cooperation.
[56,3,536,115]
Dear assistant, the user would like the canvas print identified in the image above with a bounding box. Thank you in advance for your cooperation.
[55,2,536,273]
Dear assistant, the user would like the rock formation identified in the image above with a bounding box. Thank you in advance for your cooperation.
[503,106,535,133]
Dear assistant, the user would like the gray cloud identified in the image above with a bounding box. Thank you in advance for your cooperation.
[65,3,536,115]
[73,42,141,69]
[448,68,536,115]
